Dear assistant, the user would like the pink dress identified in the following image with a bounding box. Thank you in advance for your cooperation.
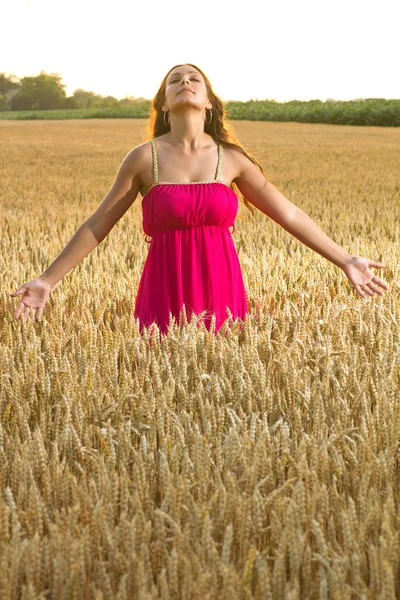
[134,139,249,337]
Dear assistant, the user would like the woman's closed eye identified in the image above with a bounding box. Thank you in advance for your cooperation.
[171,78,200,83]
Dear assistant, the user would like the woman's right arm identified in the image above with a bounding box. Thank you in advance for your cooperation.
[39,145,144,287]
[10,144,145,320]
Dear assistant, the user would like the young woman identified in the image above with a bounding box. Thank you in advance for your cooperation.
[10,63,390,336]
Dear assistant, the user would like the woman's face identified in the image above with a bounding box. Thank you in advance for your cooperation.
[162,66,212,113]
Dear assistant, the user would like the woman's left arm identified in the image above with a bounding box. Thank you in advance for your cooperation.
[233,152,390,299]
[280,207,389,298]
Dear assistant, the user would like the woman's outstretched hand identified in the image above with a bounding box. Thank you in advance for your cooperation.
[341,256,389,298]
[9,278,53,321]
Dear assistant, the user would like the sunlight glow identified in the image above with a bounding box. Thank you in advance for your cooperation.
[2,0,399,102]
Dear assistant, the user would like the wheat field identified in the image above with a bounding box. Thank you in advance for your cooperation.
[1,119,400,599]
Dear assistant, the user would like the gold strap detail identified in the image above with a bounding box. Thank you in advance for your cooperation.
[149,139,159,184]
[215,143,223,181]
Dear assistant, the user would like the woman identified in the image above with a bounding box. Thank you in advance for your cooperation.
[10,63,390,335]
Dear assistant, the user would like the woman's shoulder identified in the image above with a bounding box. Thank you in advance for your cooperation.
[222,143,251,169]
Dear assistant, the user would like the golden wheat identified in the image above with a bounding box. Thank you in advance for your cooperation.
[0,119,399,599]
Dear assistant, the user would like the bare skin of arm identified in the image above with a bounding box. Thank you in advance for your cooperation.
[10,144,147,320]
[231,150,390,298]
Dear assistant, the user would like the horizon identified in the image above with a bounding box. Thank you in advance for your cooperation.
[4,74,396,104]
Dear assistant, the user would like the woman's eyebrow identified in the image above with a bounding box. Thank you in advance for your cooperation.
[168,71,200,79]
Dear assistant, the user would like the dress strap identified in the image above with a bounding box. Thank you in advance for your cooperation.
[149,139,159,184]
[215,143,223,182]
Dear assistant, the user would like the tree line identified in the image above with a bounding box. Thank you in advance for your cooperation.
[0,71,146,111]
[1,71,399,127]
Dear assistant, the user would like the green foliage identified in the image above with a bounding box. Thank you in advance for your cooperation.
[0,93,9,111]
[0,68,399,127]
[223,98,400,127]
[10,71,67,110]
[0,103,152,120]
[68,89,123,109]
[0,66,400,127]
[0,72,20,95]
[1,98,399,126]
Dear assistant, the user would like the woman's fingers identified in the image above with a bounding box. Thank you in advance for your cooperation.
[356,275,388,298]
[368,261,385,268]
[355,286,367,298]
[372,276,390,290]
[360,285,375,297]
[13,301,44,321]
[367,261,390,289]
[366,281,384,296]
[14,301,26,320]
[14,302,30,320]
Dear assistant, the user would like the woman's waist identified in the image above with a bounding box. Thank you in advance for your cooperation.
[142,223,235,244]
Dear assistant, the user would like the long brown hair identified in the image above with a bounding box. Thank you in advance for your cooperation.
[141,63,266,217]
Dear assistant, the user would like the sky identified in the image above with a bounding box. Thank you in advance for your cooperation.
[2,0,399,103]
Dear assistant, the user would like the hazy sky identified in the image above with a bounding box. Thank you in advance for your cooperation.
[2,0,399,102]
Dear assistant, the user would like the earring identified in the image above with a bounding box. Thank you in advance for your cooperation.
[205,108,212,124]
[163,110,169,126]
